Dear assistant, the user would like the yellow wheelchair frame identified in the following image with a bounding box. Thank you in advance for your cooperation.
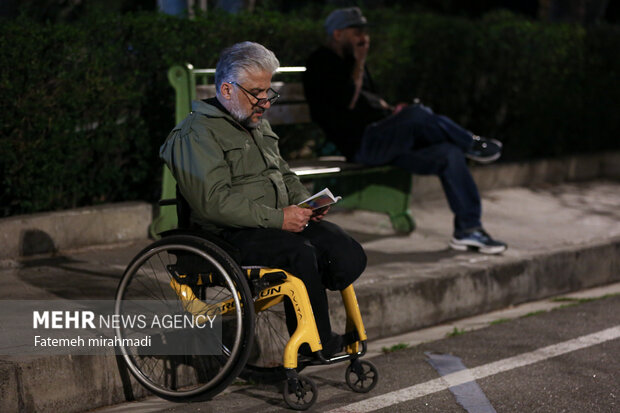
[115,189,378,410]
[169,265,377,409]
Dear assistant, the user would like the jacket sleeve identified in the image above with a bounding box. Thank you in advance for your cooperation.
[261,121,311,205]
[280,158,311,205]
[160,126,284,229]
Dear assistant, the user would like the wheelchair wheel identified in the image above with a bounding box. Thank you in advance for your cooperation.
[115,235,254,400]
[345,359,378,393]
[283,374,318,410]
[241,301,297,383]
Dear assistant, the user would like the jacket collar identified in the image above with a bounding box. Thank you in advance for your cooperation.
[191,98,229,119]
[191,98,271,134]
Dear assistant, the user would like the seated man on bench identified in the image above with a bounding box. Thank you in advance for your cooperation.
[304,7,507,254]
[159,41,367,357]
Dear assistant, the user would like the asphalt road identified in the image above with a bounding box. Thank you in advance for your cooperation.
[90,290,619,413]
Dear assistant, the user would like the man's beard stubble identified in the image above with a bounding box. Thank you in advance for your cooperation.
[229,95,264,129]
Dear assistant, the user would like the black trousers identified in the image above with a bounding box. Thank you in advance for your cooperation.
[220,220,367,343]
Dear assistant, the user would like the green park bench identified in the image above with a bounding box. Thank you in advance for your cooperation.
[150,64,415,237]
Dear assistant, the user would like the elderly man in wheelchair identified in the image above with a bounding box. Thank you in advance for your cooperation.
[114,41,377,410]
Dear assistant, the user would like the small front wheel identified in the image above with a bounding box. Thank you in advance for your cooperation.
[283,374,318,410]
[345,359,379,393]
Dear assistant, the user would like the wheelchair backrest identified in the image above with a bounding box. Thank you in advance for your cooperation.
[175,185,192,229]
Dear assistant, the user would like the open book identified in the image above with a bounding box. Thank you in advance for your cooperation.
[297,188,342,210]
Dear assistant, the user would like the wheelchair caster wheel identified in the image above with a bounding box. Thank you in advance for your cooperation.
[346,359,378,393]
[283,374,318,410]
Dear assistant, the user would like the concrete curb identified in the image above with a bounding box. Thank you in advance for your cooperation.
[0,202,152,261]
[413,151,620,201]
[329,238,620,338]
[0,353,151,413]
[2,238,619,413]
[1,153,619,412]
[0,152,618,261]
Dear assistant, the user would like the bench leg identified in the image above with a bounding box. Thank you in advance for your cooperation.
[389,210,416,233]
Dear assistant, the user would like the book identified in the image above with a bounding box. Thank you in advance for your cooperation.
[297,188,342,210]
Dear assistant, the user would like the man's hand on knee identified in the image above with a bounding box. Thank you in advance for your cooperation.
[282,205,313,232]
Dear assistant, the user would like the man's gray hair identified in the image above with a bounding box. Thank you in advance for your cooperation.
[215,41,279,95]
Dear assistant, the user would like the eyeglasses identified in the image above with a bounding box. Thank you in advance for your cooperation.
[229,81,280,107]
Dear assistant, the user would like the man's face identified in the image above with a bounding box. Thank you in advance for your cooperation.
[335,26,369,57]
[226,69,274,129]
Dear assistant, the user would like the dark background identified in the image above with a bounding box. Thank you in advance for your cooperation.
[1,0,618,216]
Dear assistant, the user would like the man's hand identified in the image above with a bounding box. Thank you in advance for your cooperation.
[282,205,313,232]
[311,206,330,222]
[352,33,370,64]
[349,33,370,110]
[392,102,408,115]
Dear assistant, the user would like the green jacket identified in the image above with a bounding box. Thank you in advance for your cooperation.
[160,99,310,233]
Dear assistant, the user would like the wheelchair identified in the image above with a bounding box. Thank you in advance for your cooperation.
[114,191,378,410]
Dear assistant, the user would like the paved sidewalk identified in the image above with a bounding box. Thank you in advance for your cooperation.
[1,179,619,413]
[329,180,620,337]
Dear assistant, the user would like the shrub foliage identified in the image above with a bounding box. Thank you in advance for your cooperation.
[1,9,618,216]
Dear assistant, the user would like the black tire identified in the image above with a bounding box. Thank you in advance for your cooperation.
[345,359,379,393]
[115,235,254,401]
[283,374,318,410]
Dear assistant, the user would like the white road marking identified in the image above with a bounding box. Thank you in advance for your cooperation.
[327,325,620,413]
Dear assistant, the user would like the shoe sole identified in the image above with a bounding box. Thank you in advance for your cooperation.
[449,240,507,255]
[465,151,501,164]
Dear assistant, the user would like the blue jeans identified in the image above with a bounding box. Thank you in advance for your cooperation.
[354,104,481,236]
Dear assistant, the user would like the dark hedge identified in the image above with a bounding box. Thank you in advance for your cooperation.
[1,9,618,216]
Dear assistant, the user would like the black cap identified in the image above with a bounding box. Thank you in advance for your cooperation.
[324,7,367,37]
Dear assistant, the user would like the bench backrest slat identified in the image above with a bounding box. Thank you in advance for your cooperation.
[168,64,310,125]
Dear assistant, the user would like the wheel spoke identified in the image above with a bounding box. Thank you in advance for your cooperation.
[115,236,254,400]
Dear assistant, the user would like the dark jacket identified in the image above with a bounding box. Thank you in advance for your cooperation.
[160,99,310,233]
[303,46,389,160]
